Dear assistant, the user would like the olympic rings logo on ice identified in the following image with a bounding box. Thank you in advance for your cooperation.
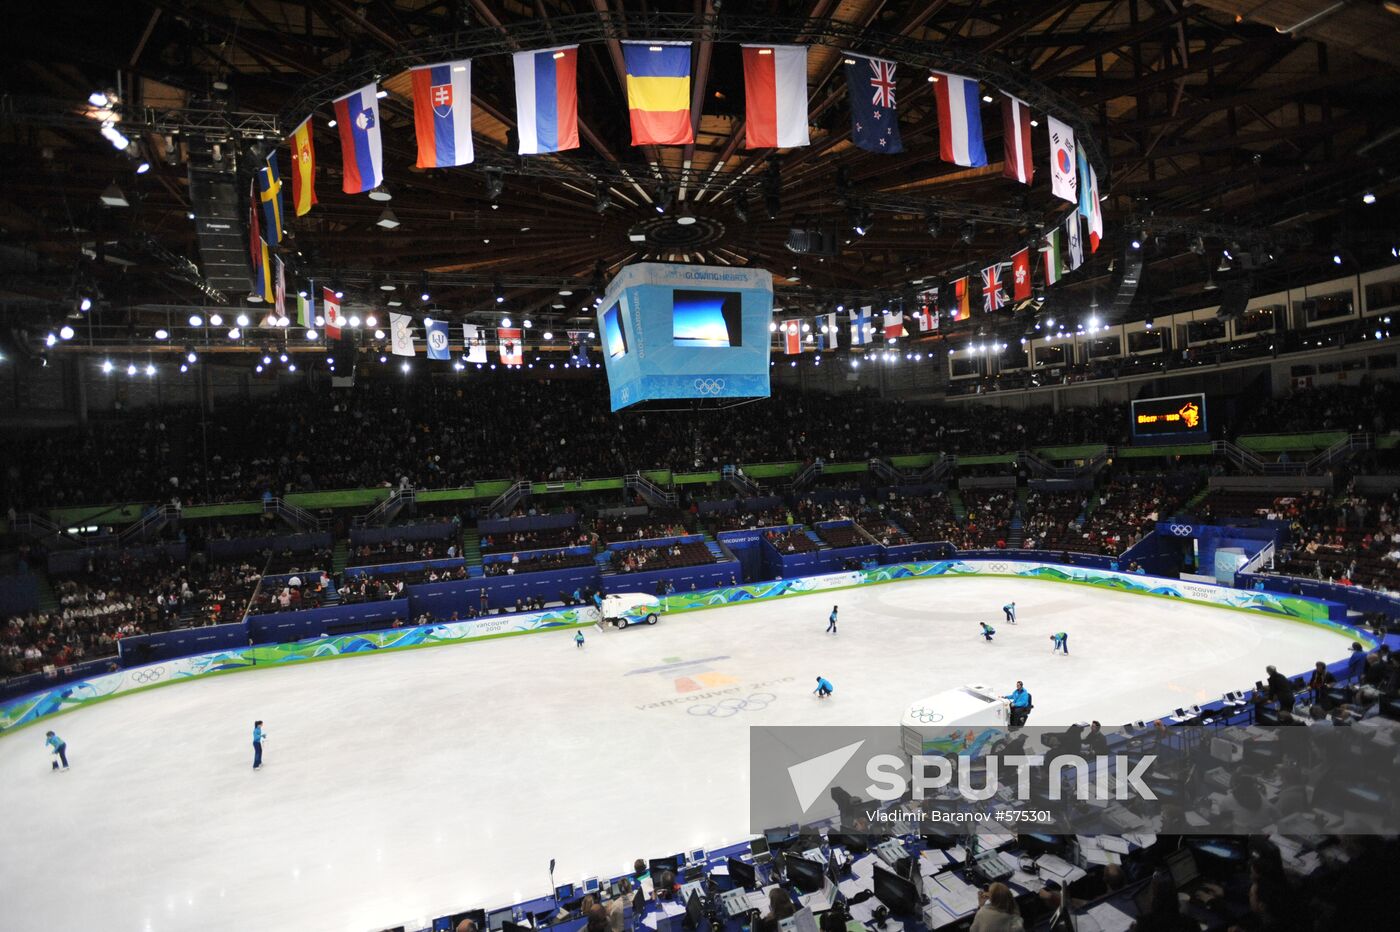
[1169,524,1193,537]
[686,692,775,717]
[908,707,943,724]
[129,667,165,684]
[693,378,727,396]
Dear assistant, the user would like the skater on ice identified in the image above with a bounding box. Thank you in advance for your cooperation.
[814,676,834,699]
[45,731,68,771]
[575,629,586,649]
[826,605,838,634]
[253,720,266,770]
[1050,631,1069,654]
[1003,602,1016,624]
[980,621,996,642]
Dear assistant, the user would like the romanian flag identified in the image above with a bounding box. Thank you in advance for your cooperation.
[622,42,692,146]
[287,117,317,216]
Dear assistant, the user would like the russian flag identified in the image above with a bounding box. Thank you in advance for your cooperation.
[332,83,384,194]
[741,45,809,149]
[513,46,579,155]
[931,71,987,168]
[411,60,474,168]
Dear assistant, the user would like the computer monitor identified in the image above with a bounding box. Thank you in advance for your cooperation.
[828,832,868,854]
[689,848,706,866]
[555,884,575,903]
[727,857,757,889]
[1165,850,1199,889]
[1016,834,1067,858]
[764,826,798,847]
[649,857,680,878]
[872,866,919,916]
[920,832,957,851]
[1188,837,1248,864]
[487,909,513,932]
[785,856,825,894]
[439,910,486,932]
[583,878,600,895]
[685,890,705,929]
[750,837,771,859]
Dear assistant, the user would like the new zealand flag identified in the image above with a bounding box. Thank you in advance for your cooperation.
[845,54,903,154]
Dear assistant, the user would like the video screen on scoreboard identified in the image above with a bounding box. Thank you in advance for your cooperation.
[602,302,628,359]
[1131,393,1208,438]
[672,289,744,348]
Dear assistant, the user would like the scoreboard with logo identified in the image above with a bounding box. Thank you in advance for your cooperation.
[1131,393,1208,439]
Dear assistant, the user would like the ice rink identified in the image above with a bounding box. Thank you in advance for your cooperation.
[0,576,1359,932]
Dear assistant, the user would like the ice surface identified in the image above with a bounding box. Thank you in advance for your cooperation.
[0,577,1356,931]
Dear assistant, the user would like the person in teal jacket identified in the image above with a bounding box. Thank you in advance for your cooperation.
[1050,632,1069,654]
[575,629,586,649]
[253,720,266,770]
[814,676,834,699]
[45,731,68,771]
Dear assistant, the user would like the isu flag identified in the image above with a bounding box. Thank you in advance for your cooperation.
[411,60,474,168]
[498,327,523,365]
[513,46,580,155]
[930,71,987,168]
[741,45,809,149]
[1011,248,1032,302]
[287,117,317,216]
[1001,94,1034,186]
[332,83,384,194]
[783,320,803,354]
[322,287,343,338]
[623,42,692,145]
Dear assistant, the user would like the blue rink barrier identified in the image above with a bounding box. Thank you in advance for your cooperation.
[0,558,1377,737]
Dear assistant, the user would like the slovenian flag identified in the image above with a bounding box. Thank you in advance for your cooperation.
[332,83,384,194]
[741,45,809,149]
[513,46,579,155]
[931,71,987,168]
[411,60,474,168]
[623,42,692,146]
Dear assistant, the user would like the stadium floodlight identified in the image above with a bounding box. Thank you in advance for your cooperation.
[188,314,203,327]
[59,325,74,340]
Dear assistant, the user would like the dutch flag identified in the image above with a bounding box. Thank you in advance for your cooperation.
[411,60,474,169]
[930,71,988,168]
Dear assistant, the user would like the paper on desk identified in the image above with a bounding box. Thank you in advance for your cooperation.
[1083,902,1135,932]
[659,901,686,918]
[1081,847,1122,867]
[709,863,729,877]
[1035,854,1086,884]
[977,828,1016,850]
[920,848,951,871]
[837,878,867,899]
[926,873,979,915]
[1098,836,1131,855]
[846,898,882,924]
[850,855,876,880]
[1009,868,1044,892]
[1123,833,1156,849]
[921,900,961,930]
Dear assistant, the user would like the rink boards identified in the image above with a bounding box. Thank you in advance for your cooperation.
[0,559,1371,736]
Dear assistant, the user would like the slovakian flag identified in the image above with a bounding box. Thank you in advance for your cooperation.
[1077,149,1104,253]
[498,327,523,365]
[783,320,803,354]
[817,312,838,349]
[1041,227,1064,285]
[255,153,284,245]
[882,310,905,339]
[512,46,579,155]
[623,42,692,146]
[287,117,317,216]
[411,60,474,168]
[982,264,1006,312]
[1047,114,1078,204]
[1011,248,1032,302]
[930,72,987,168]
[741,45,809,149]
[850,306,874,345]
[322,286,343,338]
[845,53,902,153]
[333,84,384,194]
[1001,94,1034,186]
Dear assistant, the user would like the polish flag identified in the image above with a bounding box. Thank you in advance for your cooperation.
[741,45,810,149]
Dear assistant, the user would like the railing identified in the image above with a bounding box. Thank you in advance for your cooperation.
[117,504,180,544]
[1238,539,1277,576]
[624,472,678,508]
[1017,450,1080,480]
[721,464,761,497]
[351,489,417,528]
[8,512,87,549]
[866,458,901,486]
[488,480,532,517]
[264,496,329,532]
[1306,432,1373,474]
[917,454,957,485]
[790,461,825,491]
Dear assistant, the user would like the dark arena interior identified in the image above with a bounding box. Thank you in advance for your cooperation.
[5,2,1400,930]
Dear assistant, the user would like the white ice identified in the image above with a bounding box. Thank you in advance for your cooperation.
[0,576,1358,932]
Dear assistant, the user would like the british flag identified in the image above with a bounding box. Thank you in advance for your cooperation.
[982,263,1006,312]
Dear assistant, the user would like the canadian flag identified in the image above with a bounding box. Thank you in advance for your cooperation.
[322,287,343,338]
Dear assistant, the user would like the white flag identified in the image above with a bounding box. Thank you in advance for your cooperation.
[1066,213,1084,271]
[389,312,416,356]
[462,323,488,363]
[1047,115,1078,204]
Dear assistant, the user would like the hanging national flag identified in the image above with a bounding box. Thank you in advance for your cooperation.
[411,60,474,168]
[513,46,579,155]
[273,254,286,318]
[914,300,937,333]
[817,312,838,350]
[850,306,874,345]
[323,287,343,339]
[981,264,1006,313]
[332,83,384,194]
[783,320,803,354]
[424,318,451,360]
[1001,94,1034,186]
[288,117,317,217]
[390,312,416,356]
[254,153,285,245]
[945,278,972,321]
[498,326,523,365]
[247,178,272,301]
[844,53,903,153]
[1011,248,1032,302]
[741,45,809,149]
[1078,150,1104,252]
[1047,115,1077,204]
[882,310,905,339]
[1041,228,1064,286]
[463,324,488,363]
[930,72,987,168]
[296,290,313,328]
[622,42,692,146]
[1066,213,1084,271]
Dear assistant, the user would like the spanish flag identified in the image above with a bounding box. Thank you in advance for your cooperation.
[623,42,692,146]
[287,117,317,216]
